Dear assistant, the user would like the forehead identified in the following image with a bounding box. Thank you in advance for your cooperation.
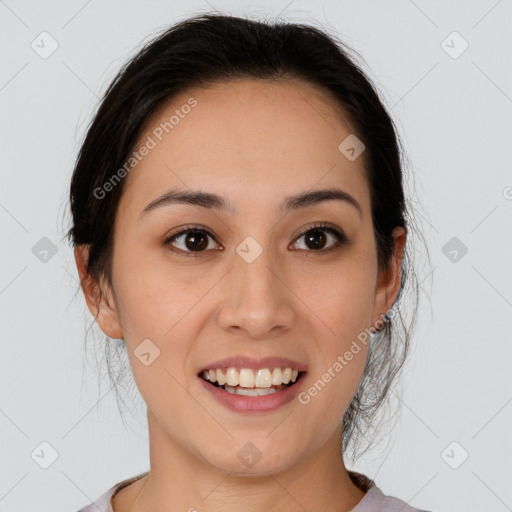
[118,78,370,218]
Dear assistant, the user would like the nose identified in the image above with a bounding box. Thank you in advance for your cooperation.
[216,245,296,340]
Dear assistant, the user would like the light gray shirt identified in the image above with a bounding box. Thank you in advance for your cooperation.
[75,470,432,512]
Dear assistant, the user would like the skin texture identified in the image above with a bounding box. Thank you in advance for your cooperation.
[75,78,406,512]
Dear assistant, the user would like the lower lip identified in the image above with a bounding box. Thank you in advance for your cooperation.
[198,374,306,413]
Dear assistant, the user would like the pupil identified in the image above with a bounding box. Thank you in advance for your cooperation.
[185,232,208,251]
[306,230,326,250]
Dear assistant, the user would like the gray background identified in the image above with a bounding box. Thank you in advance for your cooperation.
[1,1,511,511]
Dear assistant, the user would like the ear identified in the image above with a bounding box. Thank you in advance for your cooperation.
[370,226,407,331]
[74,245,124,339]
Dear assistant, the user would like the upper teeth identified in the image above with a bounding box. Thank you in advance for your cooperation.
[202,367,300,388]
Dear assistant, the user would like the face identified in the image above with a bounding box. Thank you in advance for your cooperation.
[76,78,405,476]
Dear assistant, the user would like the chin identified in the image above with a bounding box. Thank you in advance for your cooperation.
[200,438,299,476]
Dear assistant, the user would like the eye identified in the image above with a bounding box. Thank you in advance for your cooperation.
[163,222,350,258]
[164,225,221,257]
[290,223,348,253]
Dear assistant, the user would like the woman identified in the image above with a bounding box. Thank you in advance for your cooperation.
[68,12,432,512]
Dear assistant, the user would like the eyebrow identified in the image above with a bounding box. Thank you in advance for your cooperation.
[139,187,362,218]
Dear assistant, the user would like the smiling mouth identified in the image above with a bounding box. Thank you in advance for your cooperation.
[198,371,306,396]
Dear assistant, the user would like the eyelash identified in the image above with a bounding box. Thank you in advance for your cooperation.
[163,223,350,258]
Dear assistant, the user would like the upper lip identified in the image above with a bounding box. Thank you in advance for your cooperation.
[198,355,308,374]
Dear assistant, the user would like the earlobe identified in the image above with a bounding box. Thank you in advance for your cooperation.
[371,226,407,329]
[73,245,124,339]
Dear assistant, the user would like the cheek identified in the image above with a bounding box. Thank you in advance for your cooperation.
[298,327,369,431]
[292,258,376,339]
[120,311,199,430]
[290,260,373,414]
[109,268,200,405]
[111,253,203,339]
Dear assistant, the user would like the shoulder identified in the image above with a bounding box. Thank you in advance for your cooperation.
[74,486,115,512]
[74,472,149,512]
[348,471,435,512]
[373,488,434,512]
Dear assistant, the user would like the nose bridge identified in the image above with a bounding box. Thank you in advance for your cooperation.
[236,239,277,297]
[217,234,294,337]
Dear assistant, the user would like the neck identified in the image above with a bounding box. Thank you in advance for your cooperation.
[114,410,367,512]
